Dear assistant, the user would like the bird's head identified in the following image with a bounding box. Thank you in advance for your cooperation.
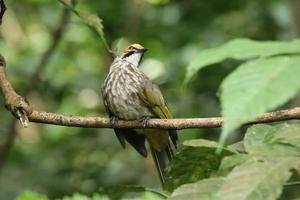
[121,44,147,66]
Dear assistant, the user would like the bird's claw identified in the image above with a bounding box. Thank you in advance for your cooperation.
[110,116,119,127]
[139,116,151,128]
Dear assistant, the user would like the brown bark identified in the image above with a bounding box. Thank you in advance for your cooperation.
[1,56,300,130]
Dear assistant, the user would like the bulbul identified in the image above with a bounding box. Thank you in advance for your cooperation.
[102,44,177,185]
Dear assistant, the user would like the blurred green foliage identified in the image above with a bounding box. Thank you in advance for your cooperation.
[0,0,299,199]
[169,123,300,200]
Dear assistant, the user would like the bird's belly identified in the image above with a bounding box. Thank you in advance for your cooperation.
[104,68,152,120]
[111,95,152,120]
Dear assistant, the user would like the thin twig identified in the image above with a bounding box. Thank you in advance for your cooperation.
[23,8,70,95]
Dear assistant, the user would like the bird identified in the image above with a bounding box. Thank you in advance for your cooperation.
[101,43,177,185]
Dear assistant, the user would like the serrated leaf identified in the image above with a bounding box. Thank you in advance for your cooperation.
[185,38,300,82]
[216,158,299,200]
[170,178,225,200]
[244,123,300,156]
[58,0,111,52]
[219,56,300,148]
[165,143,232,191]
[218,154,250,175]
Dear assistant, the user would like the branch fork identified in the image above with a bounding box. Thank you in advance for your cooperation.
[0,55,32,127]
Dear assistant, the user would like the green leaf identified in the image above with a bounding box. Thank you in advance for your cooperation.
[183,139,219,148]
[170,178,225,200]
[16,191,48,200]
[183,139,237,153]
[218,154,250,175]
[244,123,300,157]
[185,38,300,82]
[102,185,168,200]
[58,0,111,53]
[165,140,232,191]
[138,192,166,200]
[219,56,300,148]
[226,141,245,153]
[60,193,108,200]
[216,158,299,200]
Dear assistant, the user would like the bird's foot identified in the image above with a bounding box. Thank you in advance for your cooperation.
[139,116,151,128]
[110,116,119,127]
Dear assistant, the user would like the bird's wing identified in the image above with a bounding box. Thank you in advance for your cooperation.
[138,78,172,119]
[138,78,178,147]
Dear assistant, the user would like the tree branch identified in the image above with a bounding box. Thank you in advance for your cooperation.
[0,55,32,127]
[1,54,300,129]
[23,7,71,95]
[26,107,300,129]
[0,7,70,171]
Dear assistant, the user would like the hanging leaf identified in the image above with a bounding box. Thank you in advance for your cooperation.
[58,0,111,53]
[219,56,300,148]
[185,38,300,82]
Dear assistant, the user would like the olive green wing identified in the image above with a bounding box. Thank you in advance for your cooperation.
[138,78,172,119]
[138,78,178,147]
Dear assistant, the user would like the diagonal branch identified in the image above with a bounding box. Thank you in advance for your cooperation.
[0,7,70,171]
[23,8,71,95]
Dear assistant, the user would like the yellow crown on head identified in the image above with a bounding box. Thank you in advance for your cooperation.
[130,44,144,49]
[123,43,145,53]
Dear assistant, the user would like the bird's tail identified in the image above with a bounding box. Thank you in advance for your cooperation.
[150,143,174,186]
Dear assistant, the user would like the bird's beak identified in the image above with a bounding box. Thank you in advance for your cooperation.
[137,48,148,53]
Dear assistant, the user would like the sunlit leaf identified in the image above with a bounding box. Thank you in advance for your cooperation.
[216,158,299,200]
[185,38,300,82]
[102,185,168,200]
[170,178,224,200]
[244,123,300,157]
[61,193,107,200]
[219,56,300,148]
[16,191,48,200]
[218,154,250,175]
[226,141,245,153]
[183,139,219,148]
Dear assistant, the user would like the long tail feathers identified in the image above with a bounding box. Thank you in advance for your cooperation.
[150,143,174,186]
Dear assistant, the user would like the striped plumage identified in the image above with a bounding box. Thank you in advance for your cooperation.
[102,44,177,185]
[103,58,152,120]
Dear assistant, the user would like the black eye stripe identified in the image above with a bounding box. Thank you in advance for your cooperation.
[123,51,134,58]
